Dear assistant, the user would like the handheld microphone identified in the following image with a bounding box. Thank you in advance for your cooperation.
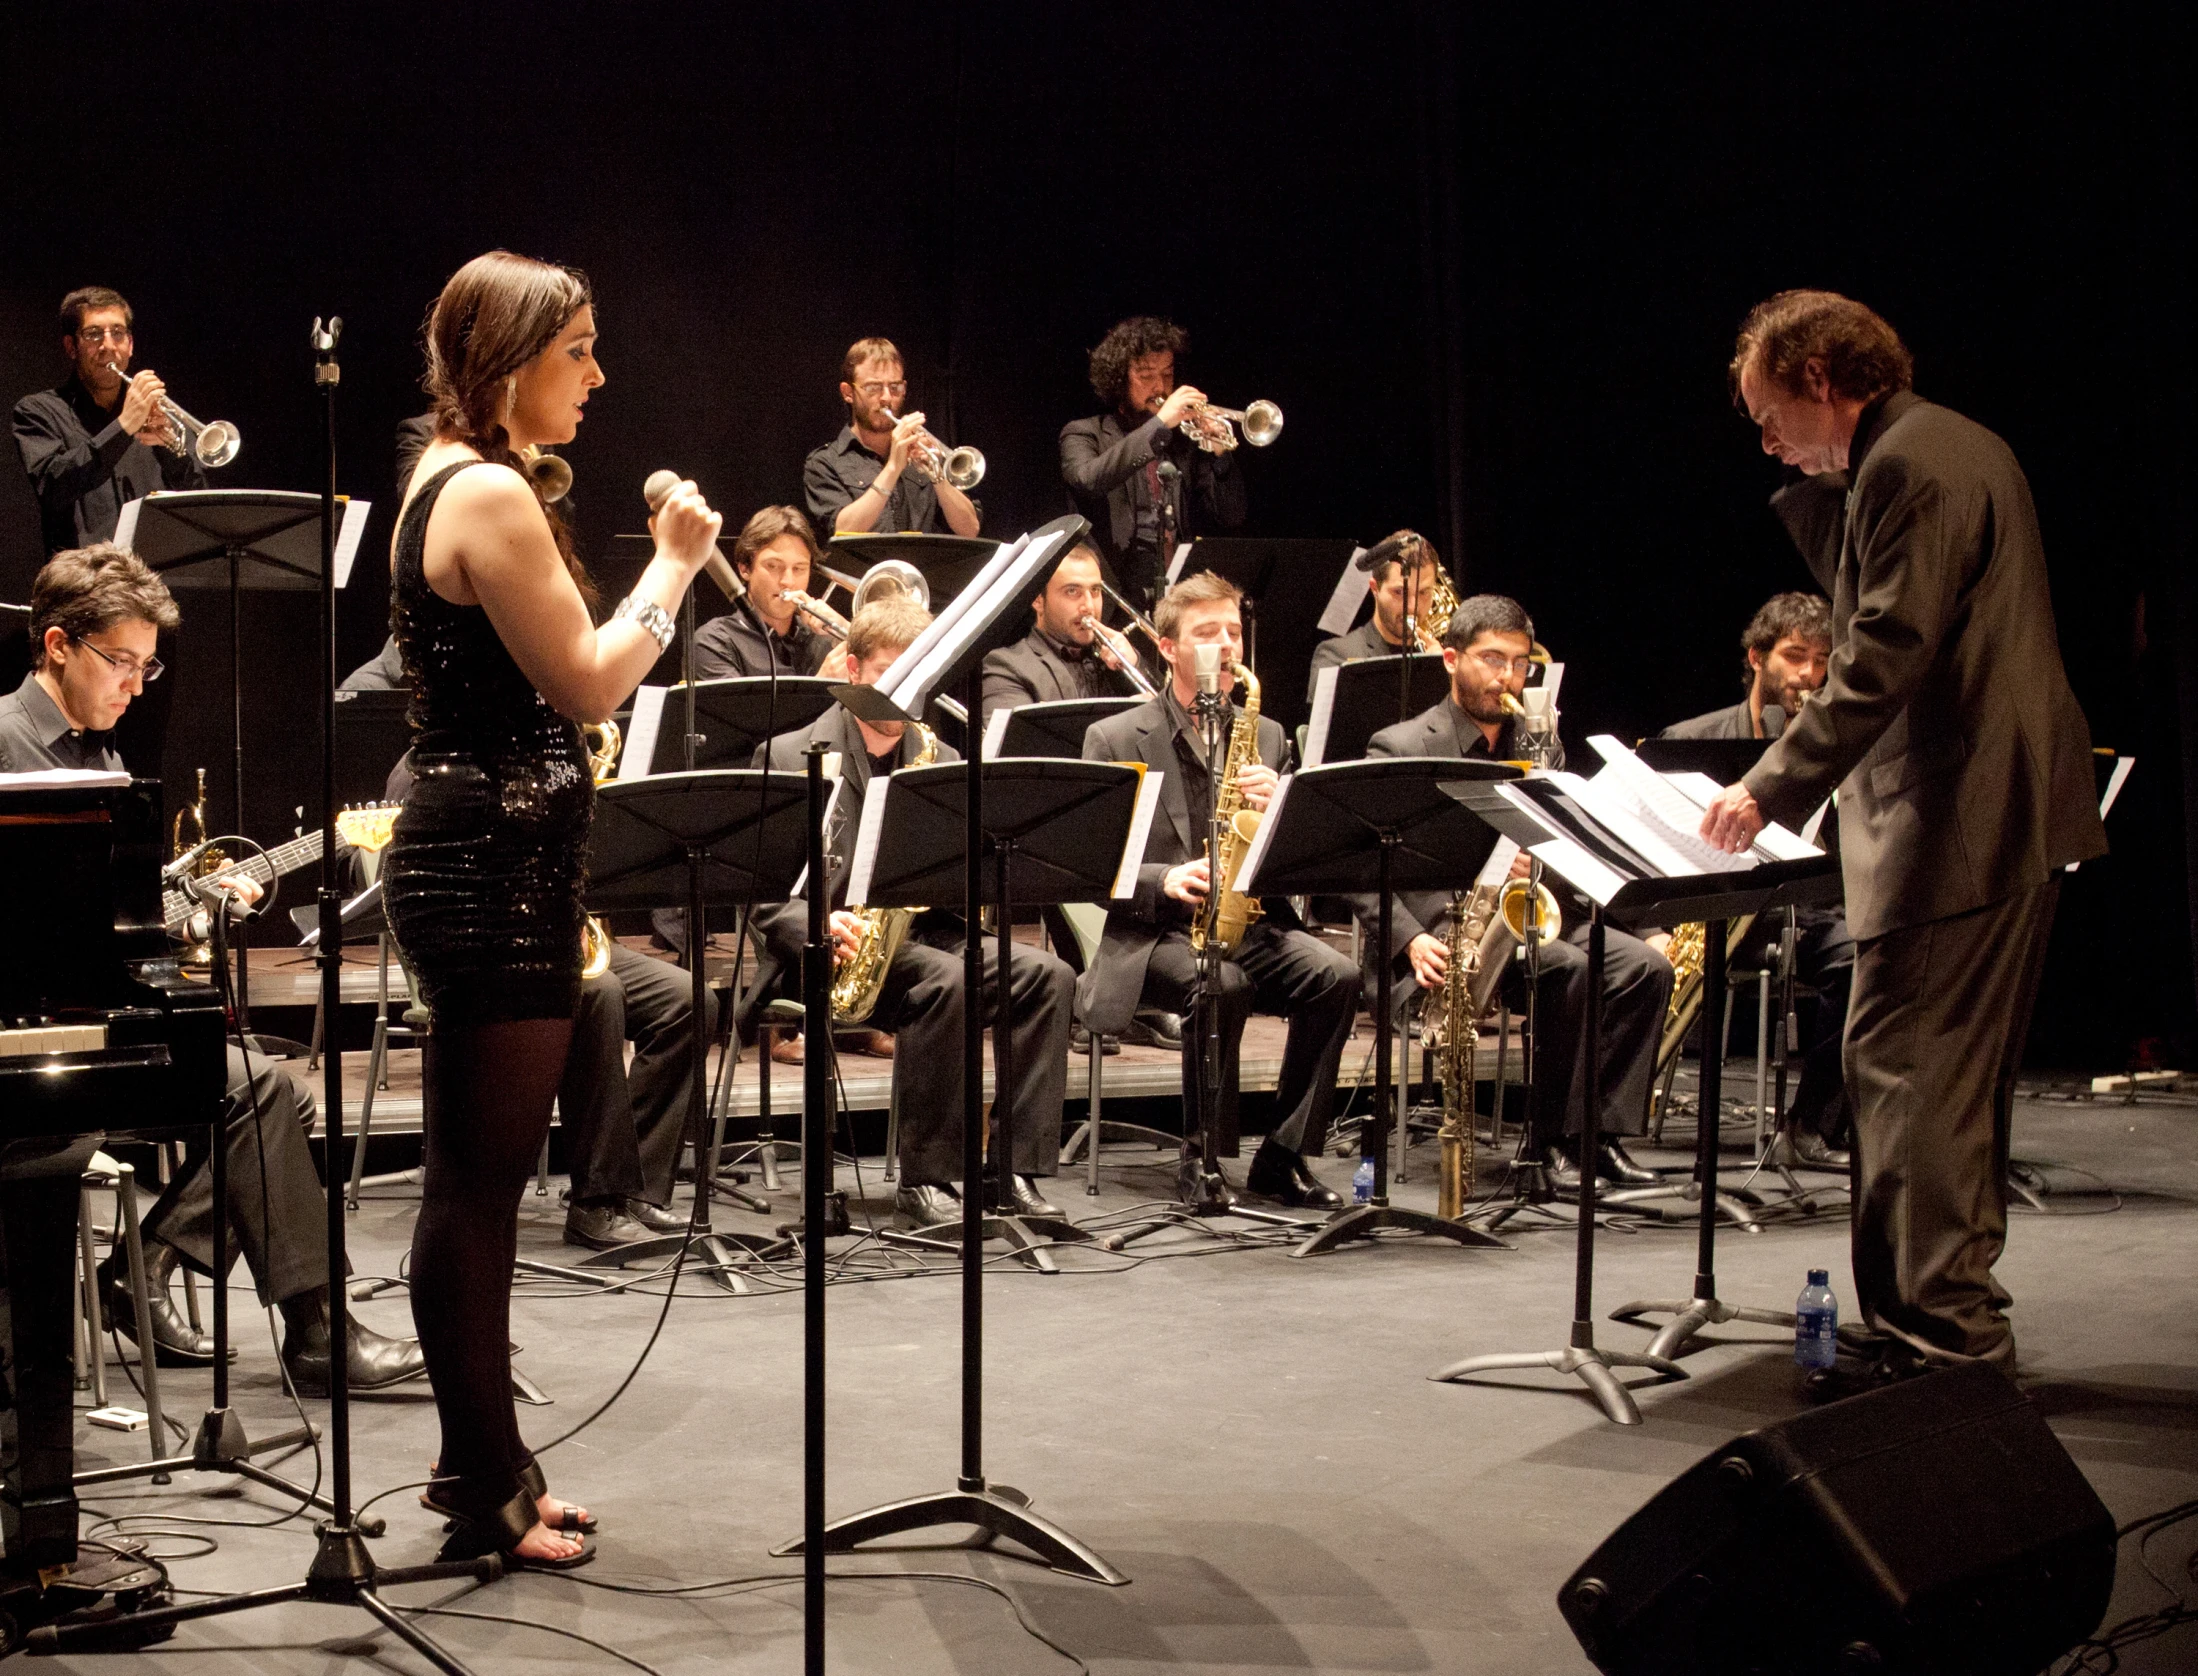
[642,470,745,604]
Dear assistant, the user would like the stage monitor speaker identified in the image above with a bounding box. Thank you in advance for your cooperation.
[1560,1362,2114,1675]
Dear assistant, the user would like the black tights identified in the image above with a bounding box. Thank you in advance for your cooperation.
[411,1016,573,1516]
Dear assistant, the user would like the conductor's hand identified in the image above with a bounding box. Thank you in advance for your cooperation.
[1407,932,1449,991]
[119,371,173,448]
[1155,385,1205,430]
[648,480,722,578]
[886,411,926,477]
[827,910,867,964]
[1700,783,1765,853]
[1235,761,1279,811]
[1163,857,1211,906]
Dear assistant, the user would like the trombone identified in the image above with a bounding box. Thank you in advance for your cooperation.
[108,363,240,468]
[782,557,930,641]
[1176,397,1283,455]
[1078,614,1159,697]
[878,408,984,491]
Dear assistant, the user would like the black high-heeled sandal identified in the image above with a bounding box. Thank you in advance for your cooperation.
[426,1479,595,1572]
[422,1458,601,1536]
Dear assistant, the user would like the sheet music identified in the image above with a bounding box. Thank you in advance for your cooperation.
[877,533,1024,711]
[1584,737,1776,872]
[332,497,370,587]
[1114,771,1164,898]
[1552,768,1746,876]
[1661,762,1823,861]
[1493,781,1570,846]
[1528,837,1626,905]
[982,705,1014,758]
[1165,541,1194,585]
[1474,835,1519,890]
[1233,772,1289,893]
[296,880,382,947]
[1301,664,1340,767]
[1538,662,1564,707]
[794,776,846,902]
[2068,754,2135,873]
[1316,548,1369,636]
[0,768,131,790]
[621,686,667,780]
[882,528,1074,717]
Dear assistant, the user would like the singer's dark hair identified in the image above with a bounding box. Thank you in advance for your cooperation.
[1367,530,1441,585]
[1741,591,1832,678]
[60,286,132,338]
[423,250,596,607]
[1440,593,1533,653]
[1731,290,1913,406]
[1088,316,1189,407]
[30,542,179,668]
[730,505,821,577]
[1154,568,1241,640]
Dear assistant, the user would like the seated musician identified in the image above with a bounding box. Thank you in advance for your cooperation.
[977,540,1141,730]
[693,505,838,681]
[803,336,981,538]
[1661,590,1852,1167]
[753,596,1074,1227]
[1305,529,1446,704]
[1079,570,1358,1211]
[1059,317,1247,610]
[1357,594,1675,1192]
[0,545,425,1394]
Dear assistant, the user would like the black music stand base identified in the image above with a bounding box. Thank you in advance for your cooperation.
[1293,1201,1506,1256]
[883,1210,1086,1276]
[773,1483,1127,1586]
[575,1228,789,1293]
[72,1406,362,1532]
[1430,1328,1685,1429]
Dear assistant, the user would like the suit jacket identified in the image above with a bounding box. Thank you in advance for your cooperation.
[1075,692,1293,1033]
[751,706,959,970]
[1743,391,2105,940]
[1305,618,1409,706]
[1661,699,1786,742]
[979,626,1134,727]
[1057,410,1246,588]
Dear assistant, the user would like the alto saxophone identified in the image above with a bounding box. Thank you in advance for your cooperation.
[581,720,621,980]
[1189,661,1265,955]
[829,722,940,1024]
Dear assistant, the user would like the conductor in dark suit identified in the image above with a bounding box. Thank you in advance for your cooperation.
[978,541,1141,729]
[1705,291,2107,1379]
[1079,570,1356,1211]
[753,596,1073,1228]
[1058,317,1247,608]
[1357,594,1673,1189]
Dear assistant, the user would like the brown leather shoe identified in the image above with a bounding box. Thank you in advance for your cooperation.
[768,1032,804,1065]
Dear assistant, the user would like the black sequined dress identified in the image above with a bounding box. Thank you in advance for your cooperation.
[383,461,593,1025]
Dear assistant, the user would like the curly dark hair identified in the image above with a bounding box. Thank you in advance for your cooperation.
[1087,316,1188,407]
[1730,290,1914,407]
[1741,591,1832,665]
[422,251,597,606]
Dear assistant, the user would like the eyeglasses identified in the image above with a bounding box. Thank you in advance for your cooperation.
[73,637,163,683]
[73,325,133,346]
[1467,650,1535,676]
[854,380,908,398]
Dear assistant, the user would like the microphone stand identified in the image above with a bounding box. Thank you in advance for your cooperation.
[1189,676,1228,1206]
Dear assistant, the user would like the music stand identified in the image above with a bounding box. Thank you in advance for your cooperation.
[1302,653,1450,766]
[1224,759,1516,1256]
[1175,537,1350,711]
[570,771,814,1288]
[982,696,1144,761]
[624,677,840,777]
[828,529,1000,602]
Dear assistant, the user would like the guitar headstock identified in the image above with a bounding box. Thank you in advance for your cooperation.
[335,802,400,853]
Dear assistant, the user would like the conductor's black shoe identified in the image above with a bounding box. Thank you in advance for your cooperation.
[1009,1175,1064,1218]
[1175,1154,1235,1211]
[1124,1008,1184,1048]
[1069,1022,1122,1057]
[279,1288,428,1396]
[99,1246,233,1367]
[1596,1140,1663,1186]
[1775,1130,1853,1171]
[1539,1143,1608,1194]
[622,1197,690,1233]
[1246,1141,1344,1209]
[562,1200,652,1250]
[896,1181,962,1227]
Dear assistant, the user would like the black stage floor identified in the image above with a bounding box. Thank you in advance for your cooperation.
[51,1079,2198,1674]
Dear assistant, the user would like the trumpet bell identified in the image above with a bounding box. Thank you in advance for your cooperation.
[522,447,573,503]
[849,557,930,615]
[192,420,242,469]
[1239,400,1284,447]
[940,445,985,490]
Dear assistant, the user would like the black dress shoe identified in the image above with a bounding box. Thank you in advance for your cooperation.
[1175,1154,1235,1211]
[562,1201,652,1250]
[1245,1142,1344,1210]
[1596,1140,1663,1186]
[1124,1008,1184,1048]
[100,1246,233,1367]
[1069,1022,1122,1057]
[1009,1175,1064,1218]
[279,1289,429,1397]
[1803,1349,1930,1405]
[622,1197,690,1233]
[1778,1130,1853,1171]
[895,1182,962,1227]
[1538,1143,1609,1194]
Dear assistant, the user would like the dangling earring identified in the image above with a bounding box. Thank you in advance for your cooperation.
[503,376,517,419]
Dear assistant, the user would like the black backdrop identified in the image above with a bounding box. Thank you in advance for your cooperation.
[2,3,2190,1065]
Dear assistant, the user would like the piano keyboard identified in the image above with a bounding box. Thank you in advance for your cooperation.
[0,1024,110,1059]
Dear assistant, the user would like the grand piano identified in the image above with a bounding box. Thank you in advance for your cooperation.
[0,777,223,1605]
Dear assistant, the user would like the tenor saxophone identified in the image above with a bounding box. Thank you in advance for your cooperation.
[828,723,940,1024]
[1190,662,1265,955]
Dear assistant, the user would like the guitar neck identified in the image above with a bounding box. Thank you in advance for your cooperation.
[162,830,328,931]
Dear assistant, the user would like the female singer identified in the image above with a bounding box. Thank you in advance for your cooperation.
[384,251,718,1568]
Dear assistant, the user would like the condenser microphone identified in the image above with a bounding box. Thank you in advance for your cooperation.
[1194,642,1221,698]
[642,470,745,604]
[1354,530,1420,572]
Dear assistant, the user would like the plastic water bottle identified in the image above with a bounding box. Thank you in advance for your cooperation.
[1795,1269,1839,1370]
[1352,1158,1376,1204]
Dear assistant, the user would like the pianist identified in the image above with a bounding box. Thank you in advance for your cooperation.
[1,545,424,1395]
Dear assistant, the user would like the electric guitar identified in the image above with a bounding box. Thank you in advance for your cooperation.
[162,804,400,935]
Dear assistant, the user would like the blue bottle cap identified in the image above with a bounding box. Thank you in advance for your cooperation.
[1807,1268,1829,1286]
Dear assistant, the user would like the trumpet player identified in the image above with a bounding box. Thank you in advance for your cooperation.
[1355,595,1673,1192]
[13,286,206,556]
[1078,571,1356,1212]
[752,597,1073,1228]
[805,336,981,538]
[692,505,839,680]
[1306,529,1448,704]
[1059,317,1247,607]
[978,542,1145,728]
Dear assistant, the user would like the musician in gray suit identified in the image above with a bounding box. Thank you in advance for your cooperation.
[978,541,1140,729]
[1079,571,1356,1211]
[1706,291,2107,1384]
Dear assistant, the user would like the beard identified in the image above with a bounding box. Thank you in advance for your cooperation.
[1454,677,1510,726]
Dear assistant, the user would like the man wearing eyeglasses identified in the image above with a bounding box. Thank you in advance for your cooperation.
[803,336,982,539]
[1353,594,1675,1193]
[12,286,206,558]
[0,545,428,1395]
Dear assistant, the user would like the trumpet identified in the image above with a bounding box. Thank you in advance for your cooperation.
[1176,397,1283,455]
[1077,614,1159,697]
[519,444,572,502]
[109,363,240,468]
[878,408,985,491]
[782,556,931,642]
